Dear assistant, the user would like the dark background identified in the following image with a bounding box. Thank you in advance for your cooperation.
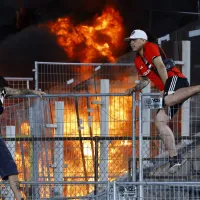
[0,0,199,77]
[0,0,198,40]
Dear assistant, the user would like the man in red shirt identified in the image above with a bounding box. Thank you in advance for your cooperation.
[125,29,200,173]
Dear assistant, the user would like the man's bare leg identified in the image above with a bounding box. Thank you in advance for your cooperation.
[155,109,177,157]
[165,85,200,106]
[8,175,23,200]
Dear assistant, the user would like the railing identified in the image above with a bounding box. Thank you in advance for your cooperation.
[0,92,200,199]
[1,93,136,199]
[1,62,200,199]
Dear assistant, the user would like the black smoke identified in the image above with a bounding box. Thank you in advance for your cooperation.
[0,0,198,77]
[0,26,67,77]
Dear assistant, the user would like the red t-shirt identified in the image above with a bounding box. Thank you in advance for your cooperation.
[134,42,186,91]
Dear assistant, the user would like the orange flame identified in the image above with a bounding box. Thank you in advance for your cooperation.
[21,121,30,136]
[45,6,125,62]
[15,96,133,198]
[14,7,131,196]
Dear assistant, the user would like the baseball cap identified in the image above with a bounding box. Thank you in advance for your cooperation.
[124,29,148,41]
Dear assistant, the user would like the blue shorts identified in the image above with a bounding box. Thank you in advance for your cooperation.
[0,137,18,180]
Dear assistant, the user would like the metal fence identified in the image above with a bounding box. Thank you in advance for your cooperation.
[0,62,200,199]
[1,91,200,199]
[4,77,33,108]
[2,181,200,199]
[136,92,200,200]
[0,181,110,199]
[113,181,200,200]
[5,77,33,89]
[0,93,136,199]
[34,62,136,93]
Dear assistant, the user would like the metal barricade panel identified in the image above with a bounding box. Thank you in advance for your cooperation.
[139,93,200,188]
[0,94,135,199]
[34,62,135,93]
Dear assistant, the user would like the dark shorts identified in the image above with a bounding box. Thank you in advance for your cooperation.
[159,76,189,119]
[0,137,18,180]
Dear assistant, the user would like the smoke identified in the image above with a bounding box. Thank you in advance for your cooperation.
[0,26,67,77]
[22,0,109,13]
[0,0,133,78]
[0,0,167,78]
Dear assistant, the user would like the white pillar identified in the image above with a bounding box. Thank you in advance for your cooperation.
[181,41,191,142]
[142,83,151,136]
[5,126,15,199]
[100,79,109,182]
[157,34,170,46]
[29,98,44,199]
[142,83,151,167]
[54,101,64,197]
[6,126,16,158]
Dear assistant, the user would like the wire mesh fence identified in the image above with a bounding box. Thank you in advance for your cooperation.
[0,93,136,199]
[34,62,135,93]
[1,68,200,199]
[1,181,200,199]
[4,77,33,107]
[138,92,200,189]
[113,182,200,200]
[5,77,33,89]
[0,181,110,199]
[1,92,200,199]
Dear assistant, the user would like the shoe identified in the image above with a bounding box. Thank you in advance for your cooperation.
[168,154,186,174]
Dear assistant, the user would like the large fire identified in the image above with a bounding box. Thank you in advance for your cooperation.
[4,5,134,199]
[17,96,132,198]
[44,6,125,63]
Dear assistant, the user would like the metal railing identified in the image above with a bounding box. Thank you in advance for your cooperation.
[1,92,200,199]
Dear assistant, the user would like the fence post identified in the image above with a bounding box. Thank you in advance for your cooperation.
[100,79,109,182]
[113,181,116,200]
[29,98,44,199]
[4,126,16,199]
[139,93,144,199]
[142,84,151,167]
[34,61,39,90]
[94,136,99,195]
[54,101,64,197]
[132,93,137,182]
[181,41,191,144]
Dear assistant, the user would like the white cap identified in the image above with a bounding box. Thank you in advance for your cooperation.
[124,29,148,41]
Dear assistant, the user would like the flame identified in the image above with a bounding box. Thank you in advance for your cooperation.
[18,121,54,198]
[14,6,133,195]
[83,141,93,157]
[21,121,30,135]
[15,122,31,181]
[44,6,125,63]
[13,95,133,198]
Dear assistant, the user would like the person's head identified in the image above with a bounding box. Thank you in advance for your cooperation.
[124,29,148,52]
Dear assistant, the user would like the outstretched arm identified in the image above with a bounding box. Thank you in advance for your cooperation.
[4,87,46,98]
[125,76,150,95]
